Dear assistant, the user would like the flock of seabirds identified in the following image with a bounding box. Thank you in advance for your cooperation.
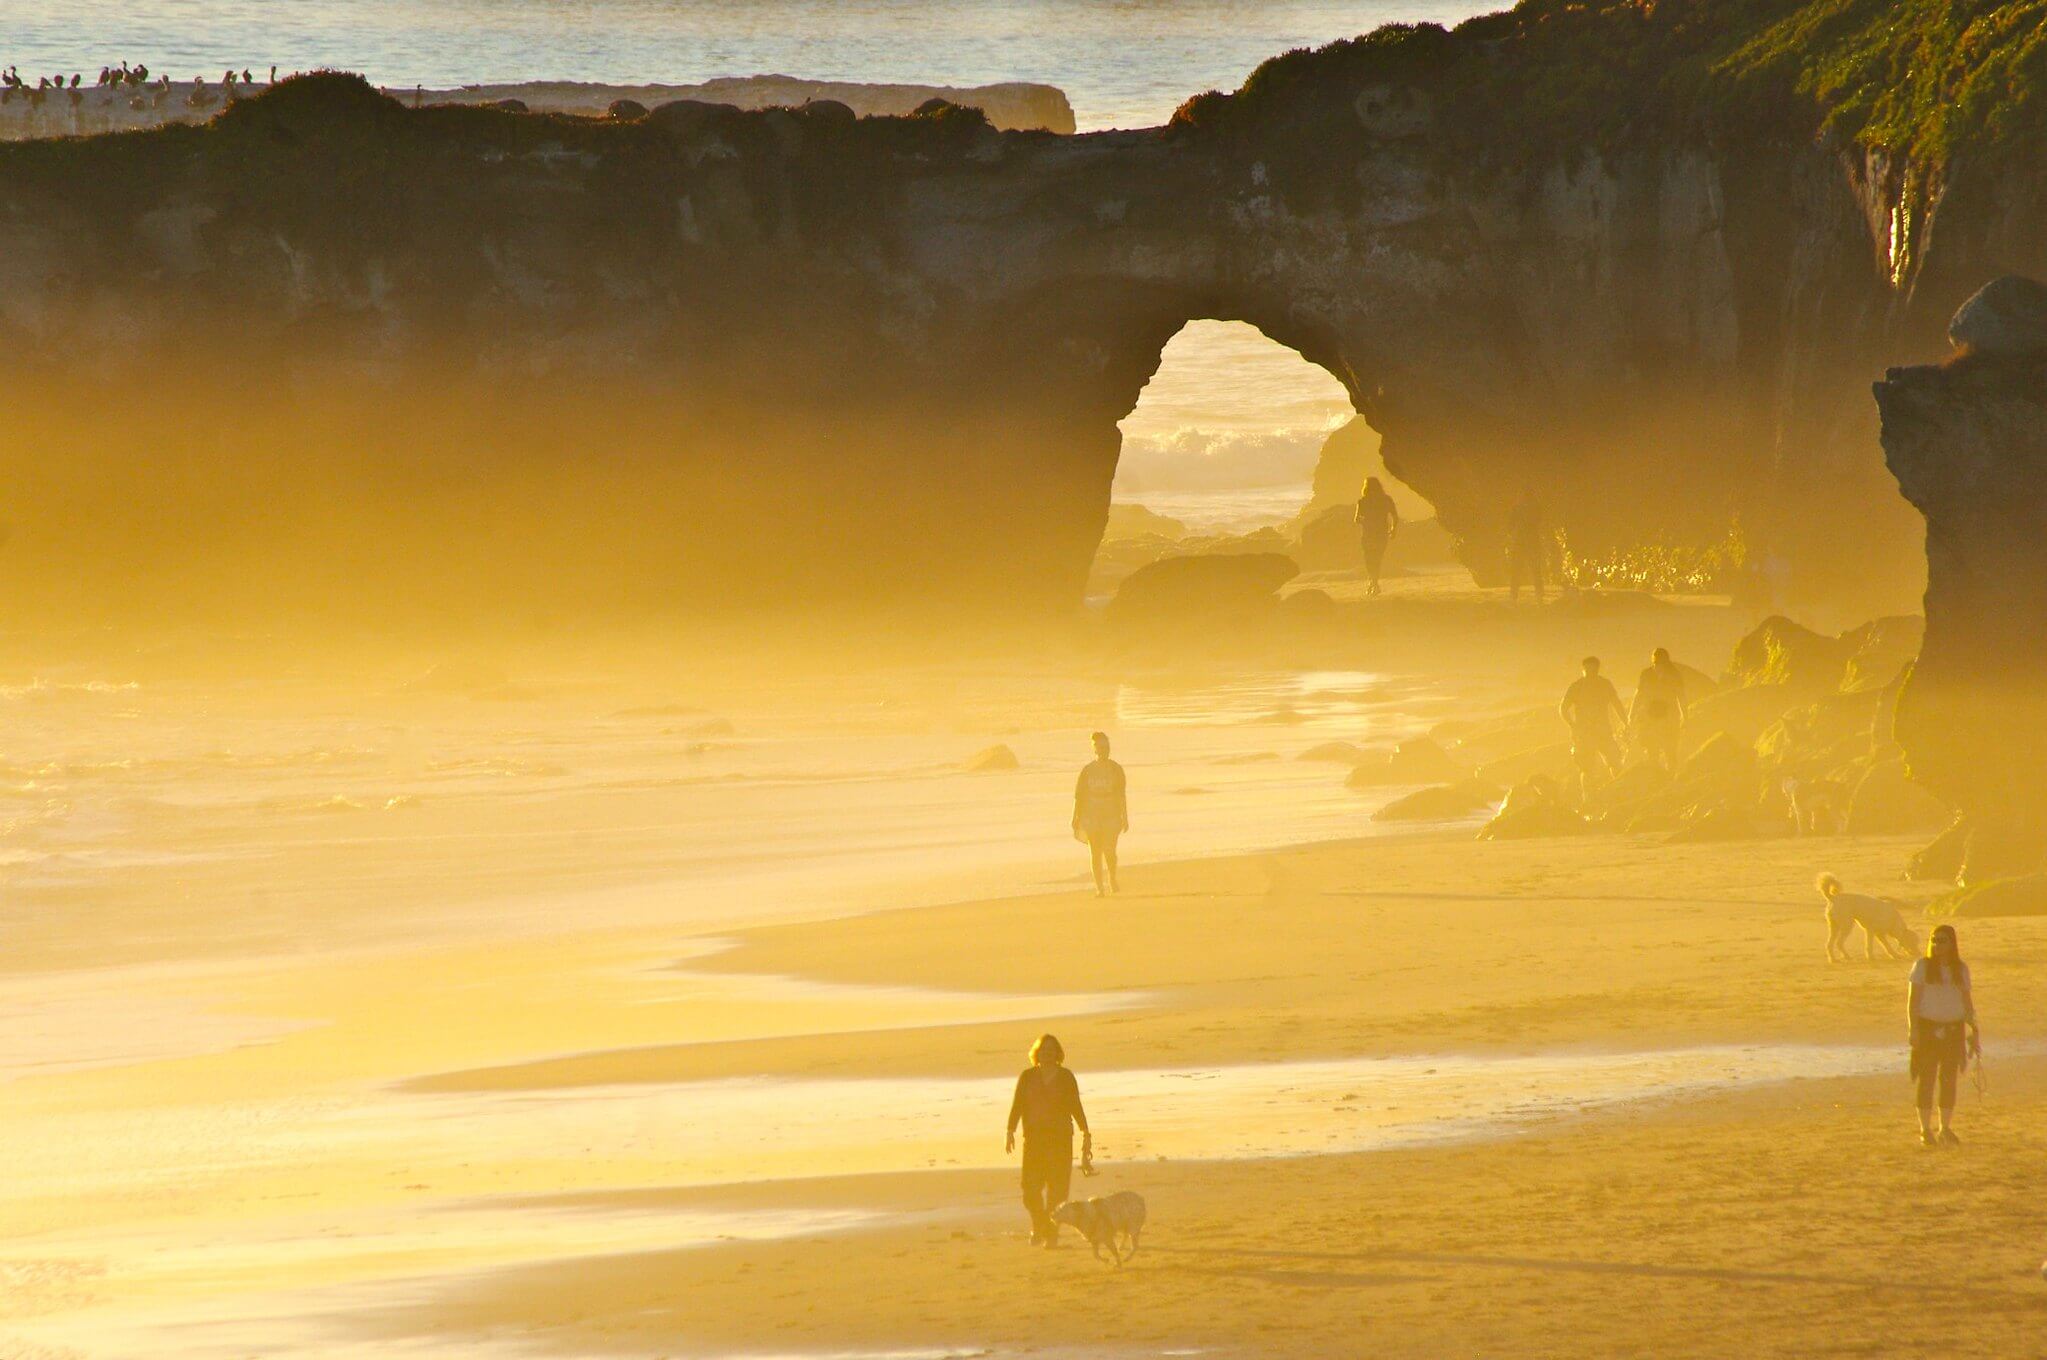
[0,63,278,110]
[0,66,1989,1262]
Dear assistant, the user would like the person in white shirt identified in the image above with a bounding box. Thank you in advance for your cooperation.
[1907,923,1979,1147]
[1071,731,1128,897]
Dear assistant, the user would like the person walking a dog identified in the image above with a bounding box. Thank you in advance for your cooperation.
[1908,924,1979,1147]
[1072,731,1128,896]
[1006,1033,1092,1246]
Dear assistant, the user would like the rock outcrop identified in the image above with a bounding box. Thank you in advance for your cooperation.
[1876,275,2047,875]
[0,75,1076,139]
[0,3,2042,627]
[1105,552,1298,638]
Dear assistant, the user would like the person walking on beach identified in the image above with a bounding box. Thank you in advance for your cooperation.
[1908,924,1979,1147]
[1006,1033,1092,1246]
[1354,476,1399,597]
[1560,656,1627,797]
[1630,647,1687,773]
[1507,489,1547,604]
[1073,731,1128,897]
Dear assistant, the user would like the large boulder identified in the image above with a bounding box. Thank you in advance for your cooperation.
[1305,417,1380,511]
[798,98,857,125]
[1437,707,1560,764]
[1479,781,1592,839]
[964,744,1020,772]
[1101,504,1187,541]
[1682,683,1799,750]
[1845,757,1949,835]
[1678,730,1755,783]
[1878,285,2047,872]
[1930,873,2047,919]
[1906,816,1971,883]
[1294,504,1365,571]
[1959,818,2041,886]
[1841,615,1925,692]
[1474,742,1573,787]
[1105,552,1299,636]
[1754,690,1882,770]
[1371,778,1503,822]
[1345,737,1464,787]
[1948,276,2047,356]
[1723,616,1854,695]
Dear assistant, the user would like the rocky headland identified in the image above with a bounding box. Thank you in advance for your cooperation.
[0,2,2041,626]
[0,74,1075,138]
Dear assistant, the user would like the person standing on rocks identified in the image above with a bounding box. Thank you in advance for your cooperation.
[1006,1033,1092,1247]
[1560,656,1627,797]
[1507,489,1547,604]
[1629,647,1688,773]
[1072,730,1128,897]
[1908,924,1979,1147]
[1354,476,1400,597]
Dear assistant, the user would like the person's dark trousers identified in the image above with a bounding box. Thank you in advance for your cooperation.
[1020,1136,1073,1242]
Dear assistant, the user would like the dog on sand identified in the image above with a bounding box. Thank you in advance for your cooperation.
[1051,1191,1146,1265]
[1818,872,1919,961]
[1785,776,1849,835]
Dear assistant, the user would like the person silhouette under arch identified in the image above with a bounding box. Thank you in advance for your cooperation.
[1354,476,1400,597]
[1507,489,1547,604]
[1072,731,1128,897]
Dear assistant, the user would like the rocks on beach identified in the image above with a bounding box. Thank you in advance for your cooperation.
[1343,613,1947,846]
[1104,552,1299,640]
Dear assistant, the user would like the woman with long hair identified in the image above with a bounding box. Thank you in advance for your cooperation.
[1353,476,1400,597]
[1004,1033,1091,1246]
[1907,923,1979,1146]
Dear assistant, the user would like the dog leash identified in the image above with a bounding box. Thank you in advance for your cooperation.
[1079,1133,1098,1177]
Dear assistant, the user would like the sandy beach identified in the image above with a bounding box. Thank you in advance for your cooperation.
[2,582,2039,1359]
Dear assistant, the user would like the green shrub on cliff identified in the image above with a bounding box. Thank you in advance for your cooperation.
[1198,0,2046,172]
[1715,0,2047,163]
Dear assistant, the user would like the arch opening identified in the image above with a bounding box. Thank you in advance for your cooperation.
[1088,319,1437,598]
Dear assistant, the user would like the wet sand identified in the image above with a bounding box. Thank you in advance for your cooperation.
[361,831,2047,1359]
[8,589,2043,1356]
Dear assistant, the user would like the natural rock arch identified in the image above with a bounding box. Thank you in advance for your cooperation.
[0,4,2040,629]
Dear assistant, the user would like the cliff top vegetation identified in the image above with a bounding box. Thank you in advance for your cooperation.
[1188,0,2046,170]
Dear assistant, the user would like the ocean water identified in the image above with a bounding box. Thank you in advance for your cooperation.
[14,1,1491,132]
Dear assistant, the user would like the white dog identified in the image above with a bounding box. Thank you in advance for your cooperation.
[1818,872,1919,961]
[1051,1191,1147,1265]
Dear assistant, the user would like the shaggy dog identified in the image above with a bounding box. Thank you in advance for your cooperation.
[1785,776,1849,835]
[1051,1191,1147,1265]
[1818,872,1919,961]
